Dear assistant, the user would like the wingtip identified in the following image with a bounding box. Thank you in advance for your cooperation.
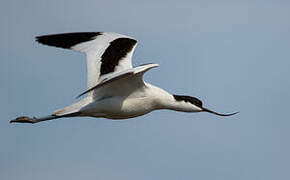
[75,93,85,99]
[35,36,41,43]
[35,35,49,46]
[34,32,102,49]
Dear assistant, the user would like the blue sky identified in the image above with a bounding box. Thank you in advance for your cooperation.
[1,0,290,179]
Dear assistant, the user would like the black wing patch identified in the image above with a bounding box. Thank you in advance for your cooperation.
[100,38,137,76]
[36,32,102,49]
[173,95,203,108]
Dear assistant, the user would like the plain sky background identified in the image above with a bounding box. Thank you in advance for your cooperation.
[1,0,290,179]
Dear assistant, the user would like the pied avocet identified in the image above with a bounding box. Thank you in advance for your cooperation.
[10,32,238,124]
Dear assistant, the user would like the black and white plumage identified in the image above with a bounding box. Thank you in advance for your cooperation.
[10,32,238,124]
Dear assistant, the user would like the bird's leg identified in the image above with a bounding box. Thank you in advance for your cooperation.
[10,112,81,124]
[10,115,61,124]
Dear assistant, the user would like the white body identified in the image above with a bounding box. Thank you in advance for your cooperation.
[79,83,163,119]
[55,74,201,120]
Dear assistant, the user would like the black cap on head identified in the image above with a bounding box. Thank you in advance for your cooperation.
[173,94,238,116]
[173,95,203,108]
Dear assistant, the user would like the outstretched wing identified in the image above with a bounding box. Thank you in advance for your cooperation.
[36,32,138,95]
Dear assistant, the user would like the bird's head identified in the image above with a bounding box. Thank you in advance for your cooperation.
[172,95,238,116]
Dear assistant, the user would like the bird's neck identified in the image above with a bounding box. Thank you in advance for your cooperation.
[147,84,201,112]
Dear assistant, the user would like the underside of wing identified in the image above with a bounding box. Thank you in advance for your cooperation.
[36,32,138,95]
[77,63,159,98]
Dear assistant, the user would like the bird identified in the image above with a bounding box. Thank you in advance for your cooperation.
[10,32,238,124]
